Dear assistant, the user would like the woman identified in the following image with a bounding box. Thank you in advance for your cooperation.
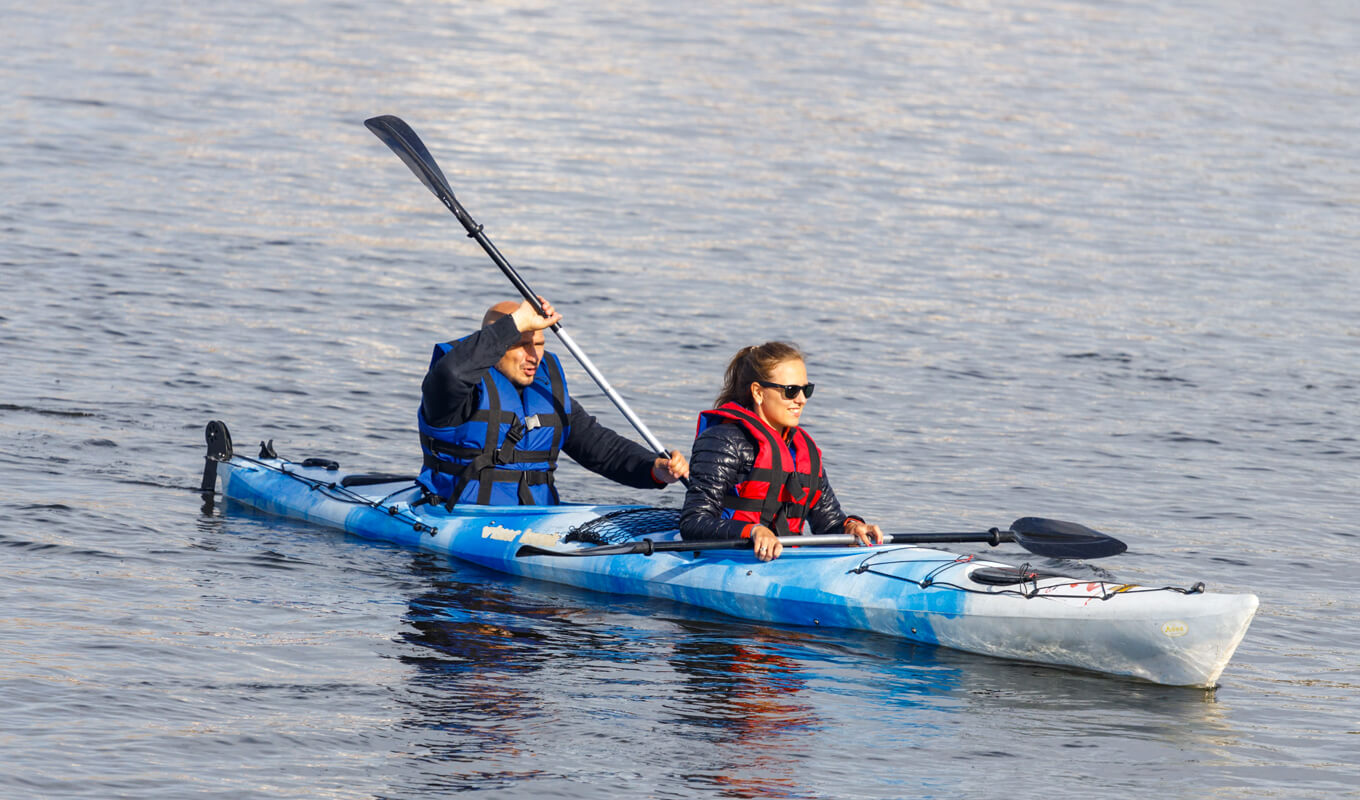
[680,341,884,561]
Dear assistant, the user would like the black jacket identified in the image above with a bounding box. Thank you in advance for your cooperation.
[421,315,662,491]
[679,421,848,540]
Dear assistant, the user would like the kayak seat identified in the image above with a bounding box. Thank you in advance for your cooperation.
[340,473,418,487]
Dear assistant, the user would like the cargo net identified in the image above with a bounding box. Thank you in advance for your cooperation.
[563,507,681,545]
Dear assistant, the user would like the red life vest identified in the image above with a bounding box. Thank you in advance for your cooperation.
[696,402,824,536]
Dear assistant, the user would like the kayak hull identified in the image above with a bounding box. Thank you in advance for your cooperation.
[217,455,1257,687]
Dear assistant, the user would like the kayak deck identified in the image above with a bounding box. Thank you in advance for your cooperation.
[211,448,1257,688]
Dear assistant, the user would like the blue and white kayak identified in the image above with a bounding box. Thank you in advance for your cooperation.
[207,436,1257,688]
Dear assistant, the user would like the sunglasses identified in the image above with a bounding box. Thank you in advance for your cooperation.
[757,380,815,399]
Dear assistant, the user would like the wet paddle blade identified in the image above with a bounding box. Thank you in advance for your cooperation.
[1009,517,1127,559]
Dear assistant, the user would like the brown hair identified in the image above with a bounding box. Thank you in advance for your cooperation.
[715,341,805,408]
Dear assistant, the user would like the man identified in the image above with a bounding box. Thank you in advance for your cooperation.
[418,296,689,507]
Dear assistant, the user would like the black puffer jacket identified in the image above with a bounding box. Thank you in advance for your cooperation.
[679,421,848,540]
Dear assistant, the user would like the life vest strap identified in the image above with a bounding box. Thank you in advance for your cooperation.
[420,449,558,481]
[422,461,555,509]
[473,467,554,506]
[421,436,557,465]
[541,354,569,459]
[429,408,564,437]
[721,494,767,514]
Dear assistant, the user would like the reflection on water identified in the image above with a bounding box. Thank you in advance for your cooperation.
[667,626,819,799]
[392,554,989,798]
[396,558,559,789]
[668,627,816,741]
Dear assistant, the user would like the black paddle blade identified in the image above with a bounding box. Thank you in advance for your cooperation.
[1009,517,1127,559]
[364,115,455,202]
[516,541,645,558]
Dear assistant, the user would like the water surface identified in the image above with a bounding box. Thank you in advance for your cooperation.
[2,0,1357,797]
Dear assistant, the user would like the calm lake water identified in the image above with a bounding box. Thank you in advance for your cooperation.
[2,0,1357,797]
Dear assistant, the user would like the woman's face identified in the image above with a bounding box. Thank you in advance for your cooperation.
[751,358,809,434]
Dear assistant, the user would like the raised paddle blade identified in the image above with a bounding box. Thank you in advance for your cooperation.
[364,115,688,485]
[364,115,457,205]
[1009,517,1127,559]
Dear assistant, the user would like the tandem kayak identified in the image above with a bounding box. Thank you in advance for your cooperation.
[202,423,1258,688]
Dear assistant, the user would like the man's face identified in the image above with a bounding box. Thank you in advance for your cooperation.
[495,328,546,387]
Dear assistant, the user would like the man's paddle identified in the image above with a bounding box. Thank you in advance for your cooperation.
[363,114,684,483]
[515,517,1126,559]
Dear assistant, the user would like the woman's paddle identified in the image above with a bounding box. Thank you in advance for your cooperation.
[515,517,1127,559]
[363,114,685,483]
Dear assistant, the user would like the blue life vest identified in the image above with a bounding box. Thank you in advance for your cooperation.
[417,340,572,507]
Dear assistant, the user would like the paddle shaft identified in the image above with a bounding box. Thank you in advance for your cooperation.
[364,115,679,472]
[640,530,1012,553]
[458,215,674,463]
[516,529,1022,557]
[516,516,1129,559]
